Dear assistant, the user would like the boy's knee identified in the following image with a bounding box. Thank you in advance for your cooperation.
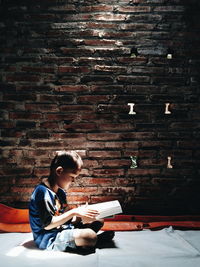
[74,229,97,247]
[83,229,97,246]
[97,219,104,227]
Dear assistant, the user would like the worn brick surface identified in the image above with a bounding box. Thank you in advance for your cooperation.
[0,0,200,214]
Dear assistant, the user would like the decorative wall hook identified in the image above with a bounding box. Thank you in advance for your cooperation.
[167,53,172,59]
[130,156,138,169]
[130,47,139,58]
[128,103,136,115]
[165,103,171,114]
[166,48,174,59]
[167,156,173,168]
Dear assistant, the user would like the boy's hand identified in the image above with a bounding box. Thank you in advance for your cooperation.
[73,206,99,221]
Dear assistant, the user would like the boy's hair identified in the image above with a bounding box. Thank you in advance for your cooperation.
[48,150,83,186]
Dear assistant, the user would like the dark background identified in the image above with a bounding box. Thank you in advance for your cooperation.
[0,0,200,214]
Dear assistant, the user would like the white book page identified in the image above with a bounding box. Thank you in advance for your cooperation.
[88,200,122,219]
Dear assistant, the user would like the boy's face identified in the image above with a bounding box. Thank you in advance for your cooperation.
[56,167,80,191]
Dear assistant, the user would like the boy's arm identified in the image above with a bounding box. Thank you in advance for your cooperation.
[44,207,99,230]
[44,209,75,230]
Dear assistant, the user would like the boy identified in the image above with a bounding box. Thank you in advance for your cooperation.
[29,150,114,253]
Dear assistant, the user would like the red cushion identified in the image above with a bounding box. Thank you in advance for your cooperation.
[0,223,31,233]
[102,221,200,231]
[1,203,200,233]
[0,203,29,224]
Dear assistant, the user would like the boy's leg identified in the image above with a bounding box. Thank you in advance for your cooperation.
[73,228,97,247]
[82,219,104,233]
[78,219,115,245]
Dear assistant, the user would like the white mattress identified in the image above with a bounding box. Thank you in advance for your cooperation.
[0,227,200,267]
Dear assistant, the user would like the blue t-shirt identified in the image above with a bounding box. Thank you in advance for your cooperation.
[29,183,73,249]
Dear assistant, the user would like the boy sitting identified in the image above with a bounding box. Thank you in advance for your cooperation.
[29,150,114,253]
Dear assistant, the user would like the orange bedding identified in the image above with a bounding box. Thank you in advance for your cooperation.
[1,203,200,233]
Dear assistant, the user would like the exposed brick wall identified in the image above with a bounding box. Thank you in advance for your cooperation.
[0,0,199,214]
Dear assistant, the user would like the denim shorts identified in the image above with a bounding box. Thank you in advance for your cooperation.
[46,227,76,252]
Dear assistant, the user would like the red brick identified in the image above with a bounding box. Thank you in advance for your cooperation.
[83,159,99,168]
[92,169,124,177]
[121,132,156,140]
[58,66,90,73]
[60,105,93,112]
[90,196,122,203]
[139,141,172,149]
[25,103,59,112]
[80,5,113,12]
[94,65,127,73]
[169,122,198,130]
[34,141,63,148]
[55,85,90,92]
[128,169,160,176]
[85,22,116,29]
[98,159,130,168]
[117,75,150,84]
[99,123,134,131]
[3,93,36,101]
[117,56,147,64]
[68,187,98,194]
[60,48,94,55]
[9,112,42,120]
[83,178,114,186]
[41,56,75,64]
[0,167,32,176]
[119,23,154,30]
[16,178,40,185]
[51,133,86,140]
[34,168,49,177]
[6,74,41,82]
[17,85,53,92]
[105,141,139,149]
[67,195,89,203]
[77,95,110,104]
[139,159,166,167]
[154,6,184,12]
[40,121,60,129]
[84,39,117,46]
[39,94,74,103]
[99,186,135,195]
[101,31,134,38]
[88,151,121,158]
[11,187,34,194]
[21,66,54,73]
[94,14,128,21]
[23,150,45,158]
[87,133,121,141]
[45,114,73,121]
[117,6,151,13]
[48,4,76,12]
[64,123,97,131]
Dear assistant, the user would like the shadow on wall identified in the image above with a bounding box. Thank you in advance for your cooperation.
[182,0,200,214]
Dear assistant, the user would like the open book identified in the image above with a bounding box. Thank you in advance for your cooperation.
[88,200,122,219]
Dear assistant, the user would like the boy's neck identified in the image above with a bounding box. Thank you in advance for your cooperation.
[42,178,59,193]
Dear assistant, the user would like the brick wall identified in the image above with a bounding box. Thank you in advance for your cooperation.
[0,0,199,214]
